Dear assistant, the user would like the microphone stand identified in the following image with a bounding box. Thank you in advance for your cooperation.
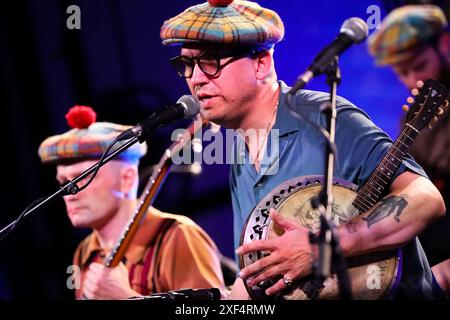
[128,288,221,301]
[308,56,352,299]
[0,136,140,241]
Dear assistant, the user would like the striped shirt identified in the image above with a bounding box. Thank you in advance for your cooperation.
[73,208,225,299]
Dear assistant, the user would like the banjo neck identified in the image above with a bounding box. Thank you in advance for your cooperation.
[103,116,208,268]
[353,79,448,213]
[352,124,419,213]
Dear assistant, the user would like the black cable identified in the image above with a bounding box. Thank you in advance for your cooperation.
[74,135,122,193]
[0,135,130,242]
[0,197,46,242]
[284,92,338,164]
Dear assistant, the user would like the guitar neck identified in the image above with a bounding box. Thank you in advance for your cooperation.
[352,123,419,213]
[104,118,207,267]
[104,157,172,268]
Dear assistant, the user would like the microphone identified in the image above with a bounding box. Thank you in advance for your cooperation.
[117,95,200,142]
[288,17,369,95]
[129,288,221,301]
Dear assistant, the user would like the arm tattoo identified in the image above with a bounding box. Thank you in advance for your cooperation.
[346,220,358,234]
[361,195,408,228]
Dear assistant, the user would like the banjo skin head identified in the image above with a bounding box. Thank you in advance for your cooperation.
[239,176,401,300]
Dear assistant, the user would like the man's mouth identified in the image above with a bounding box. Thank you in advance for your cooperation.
[67,206,84,215]
[198,94,214,100]
[197,94,216,107]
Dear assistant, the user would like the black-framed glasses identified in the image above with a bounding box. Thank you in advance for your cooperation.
[169,50,257,79]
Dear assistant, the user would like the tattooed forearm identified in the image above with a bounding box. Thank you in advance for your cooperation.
[346,220,358,234]
[361,195,408,228]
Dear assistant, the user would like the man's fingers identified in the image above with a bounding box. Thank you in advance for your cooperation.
[239,253,278,279]
[265,277,288,296]
[236,239,277,255]
[246,264,283,287]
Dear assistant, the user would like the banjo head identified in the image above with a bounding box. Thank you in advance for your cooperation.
[239,176,401,300]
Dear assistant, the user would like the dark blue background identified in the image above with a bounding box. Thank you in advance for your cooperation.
[0,0,419,299]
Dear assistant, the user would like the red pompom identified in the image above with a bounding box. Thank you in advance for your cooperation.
[208,0,233,7]
[65,105,97,129]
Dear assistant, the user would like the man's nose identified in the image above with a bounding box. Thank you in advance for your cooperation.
[64,193,79,202]
[190,63,209,85]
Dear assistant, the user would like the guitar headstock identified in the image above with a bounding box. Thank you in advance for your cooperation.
[404,79,449,131]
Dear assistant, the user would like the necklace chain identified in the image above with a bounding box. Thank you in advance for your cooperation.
[253,101,278,169]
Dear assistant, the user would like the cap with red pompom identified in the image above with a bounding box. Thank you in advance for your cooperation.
[161,0,284,49]
[65,105,97,129]
[208,0,233,7]
[38,105,147,164]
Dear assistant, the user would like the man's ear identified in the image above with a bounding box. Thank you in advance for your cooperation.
[254,50,273,80]
[120,164,138,196]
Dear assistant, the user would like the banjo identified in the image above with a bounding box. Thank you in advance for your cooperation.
[240,79,449,300]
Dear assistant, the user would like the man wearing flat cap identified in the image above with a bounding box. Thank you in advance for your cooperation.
[368,4,450,295]
[161,0,446,299]
[368,5,449,94]
[38,105,225,299]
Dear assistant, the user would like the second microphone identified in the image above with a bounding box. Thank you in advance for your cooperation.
[117,95,200,142]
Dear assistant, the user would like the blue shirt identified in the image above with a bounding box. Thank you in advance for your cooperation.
[230,81,444,299]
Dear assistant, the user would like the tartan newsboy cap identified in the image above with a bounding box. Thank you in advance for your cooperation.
[38,105,147,165]
[160,0,284,49]
[368,4,448,65]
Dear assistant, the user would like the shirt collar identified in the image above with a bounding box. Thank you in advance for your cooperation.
[273,81,302,137]
[79,233,102,267]
[79,207,168,266]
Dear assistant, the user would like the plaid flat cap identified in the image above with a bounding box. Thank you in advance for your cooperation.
[368,4,448,65]
[160,0,284,49]
[38,105,147,165]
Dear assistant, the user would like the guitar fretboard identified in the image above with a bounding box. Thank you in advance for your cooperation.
[352,124,419,213]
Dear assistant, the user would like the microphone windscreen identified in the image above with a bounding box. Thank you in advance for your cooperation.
[178,95,201,118]
[340,17,369,43]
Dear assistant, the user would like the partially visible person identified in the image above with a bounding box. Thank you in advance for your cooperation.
[368,4,450,292]
[382,1,450,30]
[38,105,225,299]
[368,5,449,93]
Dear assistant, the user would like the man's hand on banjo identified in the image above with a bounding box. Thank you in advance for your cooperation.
[236,208,314,296]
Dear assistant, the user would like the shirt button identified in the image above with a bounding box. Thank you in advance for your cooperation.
[256,182,263,187]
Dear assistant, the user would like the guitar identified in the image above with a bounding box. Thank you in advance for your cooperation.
[104,116,209,268]
[240,79,449,300]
